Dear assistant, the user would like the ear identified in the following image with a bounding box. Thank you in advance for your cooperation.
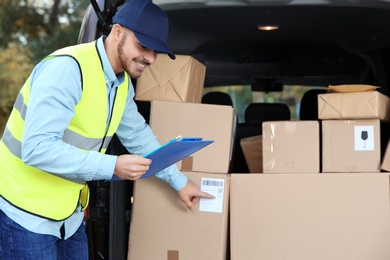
[111,24,123,40]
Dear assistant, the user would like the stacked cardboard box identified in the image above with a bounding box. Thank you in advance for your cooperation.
[230,173,390,260]
[240,135,263,173]
[257,86,390,174]
[130,73,390,260]
[240,120,321,174]
[322,119,381,172]
[129,55,235,259]
[229,86,390,259]
[129,96,235,259]
[318,88,390,121]
[262,120,320,173]
[318,86,390,173]
[135,54,206,103]
[148,100,236,173]
[128,171,229,260]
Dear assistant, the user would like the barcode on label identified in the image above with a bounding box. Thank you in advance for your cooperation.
[200,177,225,213]
[202,179,223,187]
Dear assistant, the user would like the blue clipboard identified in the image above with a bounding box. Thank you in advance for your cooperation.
[110,136,214,181]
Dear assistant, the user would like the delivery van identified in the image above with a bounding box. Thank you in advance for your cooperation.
[79,1,390,259]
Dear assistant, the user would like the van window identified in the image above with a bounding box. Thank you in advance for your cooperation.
[203,85,327,122]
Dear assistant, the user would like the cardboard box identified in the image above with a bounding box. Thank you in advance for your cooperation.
[382,140,390,171]
[135,54,206,103]
[230,173,390,260]
[128,171,229,260]
[149,101,235,173]
[322,119,381,172]
[318,91,390,121]
[262,121,320,173]
[240,135,263,173]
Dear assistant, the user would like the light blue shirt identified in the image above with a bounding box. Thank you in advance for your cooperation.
[0,36,187,239]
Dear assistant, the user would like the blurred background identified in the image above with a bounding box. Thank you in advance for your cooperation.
[0,0,89,135]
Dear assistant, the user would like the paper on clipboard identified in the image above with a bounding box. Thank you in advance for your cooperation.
[110,136,214,181]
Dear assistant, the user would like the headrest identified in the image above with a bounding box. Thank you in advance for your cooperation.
[245,103,291,124]
[299,88,328,120]
[202,92,233,106]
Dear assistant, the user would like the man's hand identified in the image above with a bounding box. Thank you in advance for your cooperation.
[114,154,151,180]
[178,179,215,210]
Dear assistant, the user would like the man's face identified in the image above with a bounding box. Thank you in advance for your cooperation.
[117,30,157,79]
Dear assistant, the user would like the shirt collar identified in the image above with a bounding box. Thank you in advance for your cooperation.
[96,36,125,86]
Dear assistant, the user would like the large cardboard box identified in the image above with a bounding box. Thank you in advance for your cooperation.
[382,140,390,171]
[230,173,390,260]
[149,101,235,173]
[135,54,206,103]
[322,119,381,172]
[262,120,320,173]
[240,135,263,173]
[318,91,390,121]
[128,171,229,260]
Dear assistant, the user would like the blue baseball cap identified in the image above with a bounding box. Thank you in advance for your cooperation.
[112,0,176,60]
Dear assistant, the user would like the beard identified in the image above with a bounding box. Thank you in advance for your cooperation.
[118,35,150,79]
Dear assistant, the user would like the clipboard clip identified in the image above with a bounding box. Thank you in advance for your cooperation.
[170,135,203,142]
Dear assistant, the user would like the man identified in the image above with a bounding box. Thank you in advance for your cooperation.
[0,0,214,259]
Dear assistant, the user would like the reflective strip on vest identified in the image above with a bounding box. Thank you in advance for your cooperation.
[62,129,113,151]
[2,126,21,158]
[14,93,27,120]
[11,93,113,152]
[1,127,87,186]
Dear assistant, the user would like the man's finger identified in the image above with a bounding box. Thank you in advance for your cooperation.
[200,192,215,199]
[185,199,194,211]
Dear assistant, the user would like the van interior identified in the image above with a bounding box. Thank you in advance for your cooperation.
[78,1,390,259]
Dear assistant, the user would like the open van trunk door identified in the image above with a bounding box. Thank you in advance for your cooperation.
[78,1,131,260]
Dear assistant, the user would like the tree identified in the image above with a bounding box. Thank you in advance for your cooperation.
[0,43,33,134]
[1,0,89,61]
[0,0,89,135]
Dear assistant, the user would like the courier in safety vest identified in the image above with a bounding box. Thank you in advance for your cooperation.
[0,40,129,221]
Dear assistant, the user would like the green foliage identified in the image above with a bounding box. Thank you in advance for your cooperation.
[0,0,89,61]
[0,43,33,135]
[0,1,44,49]
[0,0,89,135]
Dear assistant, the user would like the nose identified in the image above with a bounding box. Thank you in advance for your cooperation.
[144,49,157,64]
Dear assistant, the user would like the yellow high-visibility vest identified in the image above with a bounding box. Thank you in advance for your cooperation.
[0,41,129,221]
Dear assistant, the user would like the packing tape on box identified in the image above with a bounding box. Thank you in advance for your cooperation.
[181,156,194,171]
[167,250,179,260]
